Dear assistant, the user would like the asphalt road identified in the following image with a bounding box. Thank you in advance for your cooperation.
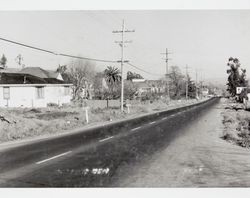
[0,98,219,187]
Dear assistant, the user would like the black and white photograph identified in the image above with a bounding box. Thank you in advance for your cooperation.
[0,0,250,194]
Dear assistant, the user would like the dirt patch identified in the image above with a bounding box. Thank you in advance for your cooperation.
[36,111,79,120]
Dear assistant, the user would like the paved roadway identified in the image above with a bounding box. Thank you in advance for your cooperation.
[0,98,219,187]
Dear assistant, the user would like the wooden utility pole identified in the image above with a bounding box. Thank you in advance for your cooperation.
[15,54,25,69]
[113,20,134,112]
[185,65,190,100]
[200,70,204,99]
[161,48,172,99]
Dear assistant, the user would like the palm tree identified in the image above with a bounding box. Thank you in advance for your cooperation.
[104,66,121,85]
[104,66,121,107]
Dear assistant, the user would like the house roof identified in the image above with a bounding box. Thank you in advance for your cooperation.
[0,68,21,73]
[43,78,66,84]
[146,80,165,87]
[0,72,69,85]
[0,72,47,84]
[20,67,59,79]
[133,81,151,88]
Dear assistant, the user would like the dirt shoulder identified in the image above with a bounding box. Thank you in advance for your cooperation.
[114,98,250,187]
[0,98,205,145]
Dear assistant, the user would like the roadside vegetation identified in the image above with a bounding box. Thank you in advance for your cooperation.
[221,98,250,148]
[222,57,250,148]
[0,98,201,143]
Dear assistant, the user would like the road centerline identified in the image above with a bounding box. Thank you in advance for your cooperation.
[99,136,114,142]
[131,126,141,131]
[149,121,156,125]
[35,151,72,165]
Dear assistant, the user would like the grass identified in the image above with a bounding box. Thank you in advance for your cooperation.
[221,98,250,148]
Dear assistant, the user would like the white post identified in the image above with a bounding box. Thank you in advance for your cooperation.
[85,107,89,124]
[127,104,131,114]
[83,106,89,124]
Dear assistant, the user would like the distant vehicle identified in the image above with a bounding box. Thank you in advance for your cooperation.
[207,94,214,98]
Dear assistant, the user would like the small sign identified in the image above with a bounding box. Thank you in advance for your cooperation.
[236,87,247,95]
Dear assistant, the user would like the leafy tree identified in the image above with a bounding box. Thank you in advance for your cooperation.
[124,80,137,100]
[187,74,196,98]
[0,54,7,68]
[226,57,248,97]
[127,71,143,80]
[56,64,67,74]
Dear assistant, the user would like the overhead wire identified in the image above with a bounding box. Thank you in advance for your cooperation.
[126,62,164,77]
[0,35,162,77]
[0,37,117,63]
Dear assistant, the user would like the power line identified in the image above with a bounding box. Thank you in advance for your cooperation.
[0,37,117,63]
[58,53,117,63]
[0,37,57,55]
[0,36,163,78]
[126,62,163,77]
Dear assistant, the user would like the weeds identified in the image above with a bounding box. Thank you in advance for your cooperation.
[222,101,250,148]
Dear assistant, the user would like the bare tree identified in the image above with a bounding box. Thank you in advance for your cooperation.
[67,59,96,100]
[169,66,185,98]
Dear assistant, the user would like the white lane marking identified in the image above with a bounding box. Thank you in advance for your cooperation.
[161,117,167,120]
[131,126,141,131]
[99,136,114,142]
[36,151,72,165]
[149,121,156,125]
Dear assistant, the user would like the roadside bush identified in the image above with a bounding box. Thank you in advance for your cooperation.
[222,114,234,124]
[47,103,59,107]
[221,132,237,142]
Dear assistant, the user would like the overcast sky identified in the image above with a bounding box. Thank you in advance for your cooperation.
[0,10,249,81]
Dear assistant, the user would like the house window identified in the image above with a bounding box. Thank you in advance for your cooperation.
[3,87,10,99]
[64,86,70,96]
[36,87,44,99]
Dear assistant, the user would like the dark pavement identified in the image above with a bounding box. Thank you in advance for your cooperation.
[0,98,219,187]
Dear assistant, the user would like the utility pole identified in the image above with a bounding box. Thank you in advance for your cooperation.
[185,65,190,100]
[200,70,204,99]
[161,48,172,100]
[113,20,134,112]
[15,54,25,69]
[195,69,199,99]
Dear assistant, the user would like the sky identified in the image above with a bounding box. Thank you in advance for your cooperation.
[0,10,250,82]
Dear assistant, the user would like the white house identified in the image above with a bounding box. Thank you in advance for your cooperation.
[0,67,73,108]
[131,79,165,95]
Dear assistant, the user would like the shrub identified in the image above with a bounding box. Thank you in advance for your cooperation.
[47,103,59,107]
